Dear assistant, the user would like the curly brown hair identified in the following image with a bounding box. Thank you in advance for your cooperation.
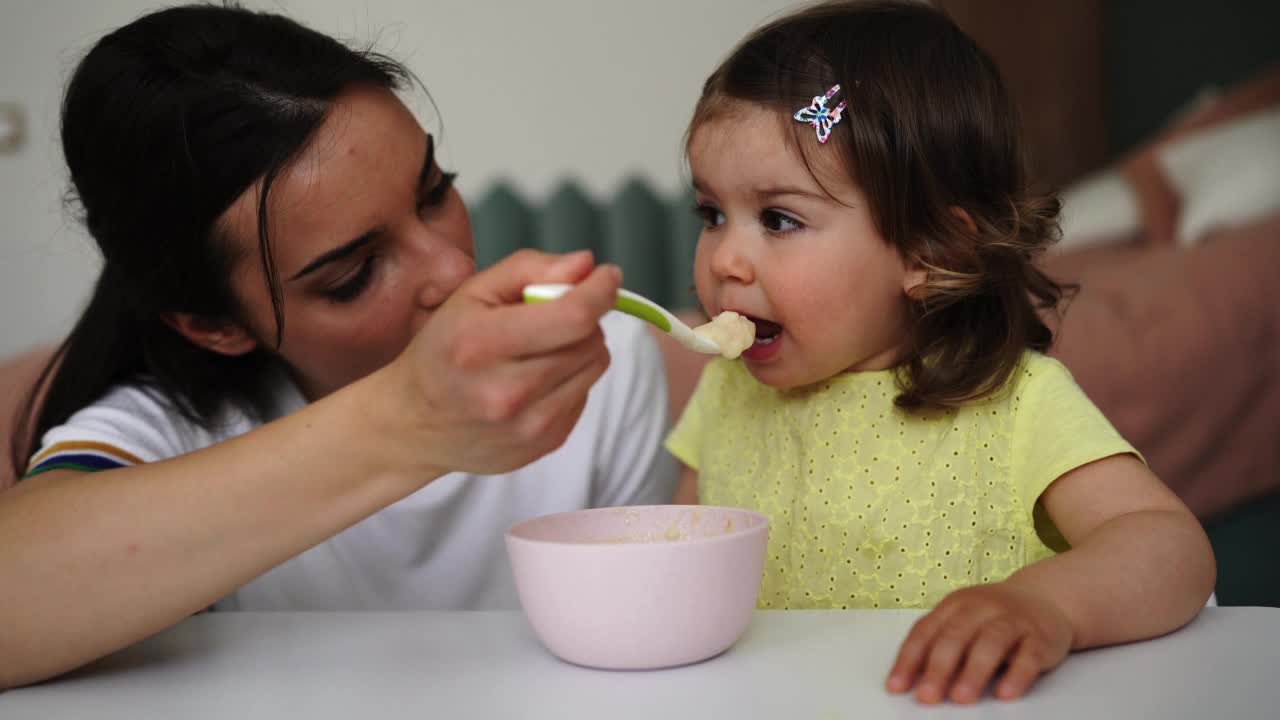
[687,0,1070,409]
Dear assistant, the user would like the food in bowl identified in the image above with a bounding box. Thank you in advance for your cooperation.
[505,505,769,670]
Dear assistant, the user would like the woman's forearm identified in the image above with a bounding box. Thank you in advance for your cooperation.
[1005,509,1216,650]
[0,370,435,688]
[0,253,622,688]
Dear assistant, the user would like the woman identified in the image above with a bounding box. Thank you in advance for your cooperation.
[0,4,676,687]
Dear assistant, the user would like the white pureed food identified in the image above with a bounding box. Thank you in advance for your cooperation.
[692,311,755,359]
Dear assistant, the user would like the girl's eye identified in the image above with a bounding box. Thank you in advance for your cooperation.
[693,203,725,228]
[324,256,377,303]
[761,209,803,233]
[418,171,458,212]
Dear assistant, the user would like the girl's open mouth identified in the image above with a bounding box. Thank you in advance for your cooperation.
[742,316,783,361]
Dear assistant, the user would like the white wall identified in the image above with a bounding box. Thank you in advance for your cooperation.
[0,0,800,357]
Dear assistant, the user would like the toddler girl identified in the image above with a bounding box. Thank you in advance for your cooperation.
[666,0,1215,705]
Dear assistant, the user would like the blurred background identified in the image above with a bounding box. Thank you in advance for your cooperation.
[0,0,1276,354]
[1,1,1278,602]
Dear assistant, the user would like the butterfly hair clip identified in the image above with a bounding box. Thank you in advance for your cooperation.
[793,84,846,144]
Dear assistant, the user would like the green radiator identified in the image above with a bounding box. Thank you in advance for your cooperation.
[468,177,702,311]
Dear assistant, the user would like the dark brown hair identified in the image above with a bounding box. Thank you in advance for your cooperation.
[688,0,1069,409]
[11,4,411,477]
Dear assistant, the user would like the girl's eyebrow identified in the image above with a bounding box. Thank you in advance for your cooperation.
[755,185,827,202]
[691,177,825,204]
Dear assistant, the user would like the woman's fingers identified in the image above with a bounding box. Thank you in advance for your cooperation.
[458,246,620,315]
[474,328,610,426]
[393,249,626,475]
[511,341,613,454]
[446,263,621,366]
[487,265,621,361]
[458,248,597,306]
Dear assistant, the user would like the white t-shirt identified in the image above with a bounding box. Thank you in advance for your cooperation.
[28,314,678,610]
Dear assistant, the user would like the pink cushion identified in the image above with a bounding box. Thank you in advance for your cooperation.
[1042,211,1280,518]
[1121,63,1280,247]
[0,345,55,491]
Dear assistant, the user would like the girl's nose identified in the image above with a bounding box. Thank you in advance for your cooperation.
[708,230,755,285]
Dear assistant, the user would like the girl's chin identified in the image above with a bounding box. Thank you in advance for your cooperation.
[743,361,804,390]
[743,353,843,391]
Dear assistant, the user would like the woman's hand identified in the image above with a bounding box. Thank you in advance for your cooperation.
[384,249,622,476]
[886,581,1074,704]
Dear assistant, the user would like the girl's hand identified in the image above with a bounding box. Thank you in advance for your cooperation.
[382,249,622,477]
[886,581,1074,704]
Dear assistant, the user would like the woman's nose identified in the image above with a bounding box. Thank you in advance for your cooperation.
[414,242,475,311]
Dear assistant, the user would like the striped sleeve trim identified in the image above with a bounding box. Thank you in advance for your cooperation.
[25,441,145,478]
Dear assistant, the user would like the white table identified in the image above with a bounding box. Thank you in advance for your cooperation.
[4,608,1277,718]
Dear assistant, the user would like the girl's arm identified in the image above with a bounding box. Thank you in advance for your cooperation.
[0,250,621,688]
[1008,453,1214,648]
[889,453,1215,704]
[672,465,699,504]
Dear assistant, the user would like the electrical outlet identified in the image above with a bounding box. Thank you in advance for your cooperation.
[0,103,25,153]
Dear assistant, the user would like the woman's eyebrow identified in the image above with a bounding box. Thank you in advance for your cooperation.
[289,233,376,281]
[290,134,435,282]
[417,134,436,192]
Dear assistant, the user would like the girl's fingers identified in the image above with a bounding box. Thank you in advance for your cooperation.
[911,604,998,702]
[995,637,1047,700]
[887,585,1067,705]
[914,621,984,704]
[948,620,1023,704]
[886,604,958,693]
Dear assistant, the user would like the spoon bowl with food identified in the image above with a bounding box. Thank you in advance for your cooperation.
[522,283,755,358]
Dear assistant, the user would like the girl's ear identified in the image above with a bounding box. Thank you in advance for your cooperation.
[902,258,928,299]
[903,207,977,299]
[950,206,978,234]
[162,312,258,356]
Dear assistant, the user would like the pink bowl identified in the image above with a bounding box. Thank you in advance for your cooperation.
[505,505,769,670]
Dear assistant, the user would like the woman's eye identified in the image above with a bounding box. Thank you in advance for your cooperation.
[693,203,725,228]
[417,171,458,212]
[324,256,377,303]
[762,209,803,233]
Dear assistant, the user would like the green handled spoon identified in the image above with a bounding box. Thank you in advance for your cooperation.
[522,283,721,355]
